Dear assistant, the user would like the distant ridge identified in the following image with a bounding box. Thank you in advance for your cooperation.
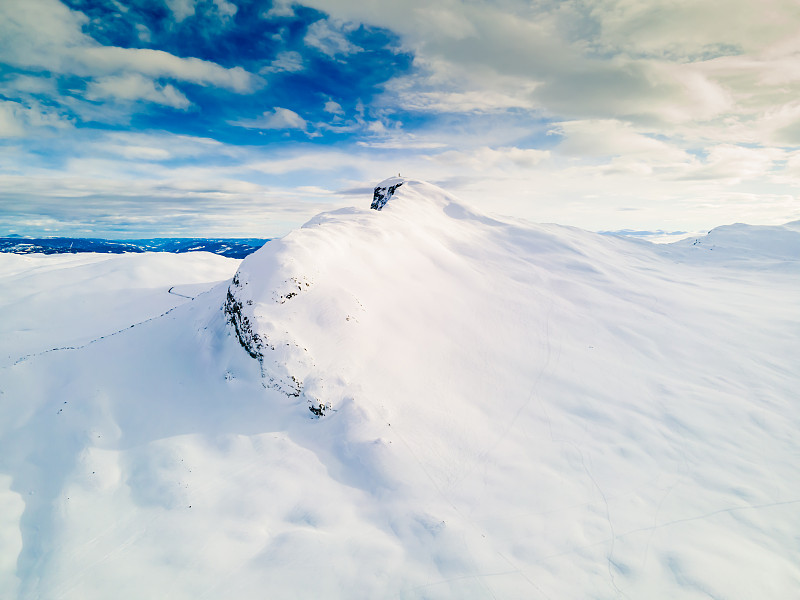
[0,237,269,259]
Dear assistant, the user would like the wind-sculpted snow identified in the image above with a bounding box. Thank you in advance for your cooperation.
[1,180,799,599]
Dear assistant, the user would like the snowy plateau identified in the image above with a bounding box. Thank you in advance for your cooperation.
[1,179,799,599]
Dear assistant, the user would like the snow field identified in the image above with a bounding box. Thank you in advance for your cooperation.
[1,180,798,598]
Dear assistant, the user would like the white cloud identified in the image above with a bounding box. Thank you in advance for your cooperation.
[552,120,690,161]
[323,100,344,115]
[3,124,800,240]
[354,139,445,149]
[96,131,228,160]
[76,47,258,93]
[165,0,197,22]
[0,0,87,59]
[0,100,72,138]
[587,0,800,59]
[429,147,550,171]
[0,103,27,138]
[103,144,173,161]
[85,74,191,109]
[679,145,783,183]
[379,55,542,113]
[212,0,237,19]
[304,19,361,57]
[412,6,477,40]
[260,51,304,74]
[135,23,152,43]
[0,74,58,96]
[263,0,296,19]
[0,171,333,238]
[0,0,260,93]
[390,87,537,113]
[299,0,800,134]
[781,151,800,179]
[165,0,237,23]
[231,107,309,131]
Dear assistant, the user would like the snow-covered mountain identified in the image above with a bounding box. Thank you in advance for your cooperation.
[1,179,798,599]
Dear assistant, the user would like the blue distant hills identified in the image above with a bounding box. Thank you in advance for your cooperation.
[0,237,270,259]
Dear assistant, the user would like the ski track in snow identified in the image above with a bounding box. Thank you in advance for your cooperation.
[167,286,196,300]
[11,299,183,366]
[8,282,206,368]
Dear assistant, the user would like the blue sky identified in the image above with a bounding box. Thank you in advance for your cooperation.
[1,0,800,238]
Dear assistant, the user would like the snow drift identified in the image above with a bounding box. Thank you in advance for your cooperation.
[1,178,799,599]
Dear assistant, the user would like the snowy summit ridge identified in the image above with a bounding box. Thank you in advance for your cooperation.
[224,177,463,412]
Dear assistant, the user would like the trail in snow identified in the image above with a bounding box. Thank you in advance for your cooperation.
[168,286,196,300]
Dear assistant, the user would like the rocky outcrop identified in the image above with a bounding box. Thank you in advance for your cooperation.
[371,177,404,210]
[223,272,304,398]
[223,273,264,361]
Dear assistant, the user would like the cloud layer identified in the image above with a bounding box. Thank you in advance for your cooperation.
[1,0,799,238]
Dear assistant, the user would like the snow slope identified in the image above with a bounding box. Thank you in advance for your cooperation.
[1,179,798,599]
[0,252,240,367]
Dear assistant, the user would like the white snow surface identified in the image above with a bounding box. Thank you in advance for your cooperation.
[1,179,799,599]
[0,252,239,367]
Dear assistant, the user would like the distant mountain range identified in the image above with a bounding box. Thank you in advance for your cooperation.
[0,237,270,259]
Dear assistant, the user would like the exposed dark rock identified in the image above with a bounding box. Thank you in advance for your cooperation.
[274,276,311,304]
[224,272,305,399]
[308,400,331,418]
[371,180,403,211]
[224,276,264,360]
